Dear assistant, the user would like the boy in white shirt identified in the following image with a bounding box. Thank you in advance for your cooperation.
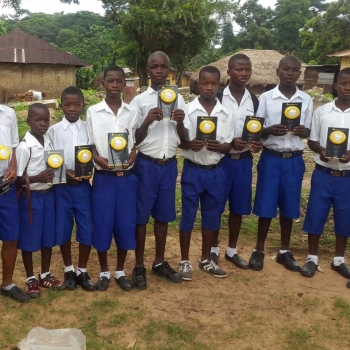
[47,86,96,292]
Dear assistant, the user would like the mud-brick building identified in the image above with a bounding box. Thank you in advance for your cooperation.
[0,29,87,102]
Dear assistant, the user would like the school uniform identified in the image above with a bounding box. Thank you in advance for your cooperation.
[86,100,138,253]
[180,97,234,232]
[16,131,56,252]
[221,86,255,215]
[131,87,186,225]
[47,117,92,247]
[0,104,19,242]
[303,101,350,237]
[252,85,313,219]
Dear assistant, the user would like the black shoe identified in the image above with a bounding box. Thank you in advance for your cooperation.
[249,251,265,271]
[210,252,220,264]
[96,276,110,291]
[1,285,30,303]
[64,271,77,290]
[300,260,318,277]
[225,252,249,269]
[115,276,133,291]
[276,251,300,272]
[152,261,182,283]
[77,272,96,291]
[331,261,350,279]
[132,265,147,290]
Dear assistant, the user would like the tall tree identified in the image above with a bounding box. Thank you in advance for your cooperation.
[309,0,329,15]
[220,21,236,55]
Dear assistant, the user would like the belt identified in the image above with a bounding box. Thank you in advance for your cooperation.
[315,163,350,177]
[94,168,134,177]
[225,151,253,160]
[263,146,303,159]
[24,187,53,194]
[138,152,176,165]
[184,159,221,170]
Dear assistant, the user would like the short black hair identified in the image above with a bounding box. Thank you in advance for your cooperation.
[61,86,84,103]
[228,53,251,69]
[337,68,350,80]
[199,65,221,81]
[278,55,301,69]
[147,51,170,67]
[103,65,125,80]
[28,103,49,119]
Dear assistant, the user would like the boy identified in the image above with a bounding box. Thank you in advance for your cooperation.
[16,103,65,298]
[47,86,96,291]
[178,65,234,280]
[87,65,138,292]
[249,56,313,272]
[0,104,30,303]
[130,51,186,288]
[301,68,350,284]
[211,54,262,268]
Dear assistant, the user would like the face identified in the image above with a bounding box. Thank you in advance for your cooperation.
[198,72,220,100]
[60,94,84,122]
[27,108,50,136]
[147,54,170,85]
[102,71,125,98]
[335,73,350,99]
[277,60,301,87]
[227,59,252,86]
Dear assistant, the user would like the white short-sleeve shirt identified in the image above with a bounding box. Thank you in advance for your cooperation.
[309,100,350,170]
[16,131,53,191]
[257,85,313,151]
[47,117,89,171]
[86,99,137,170]
[130,87,186,159]
[222,86,255,154]
[181,97,235,165]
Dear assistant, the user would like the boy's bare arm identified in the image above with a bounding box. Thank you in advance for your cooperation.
[5,148,17,184]
[17,169,54,185]
[171,109,186,142]
[92,145,113,170]
[308,140,329,162]
[206,140,231,154]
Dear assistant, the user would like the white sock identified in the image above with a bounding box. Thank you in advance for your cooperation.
[201,259,210,263]
[99,271,110,279]
[226,247,237,257]
[253,249,265,254]
[115,271,125,279]
[180,260,190,264]
[307,254,318,265]
[2,283,15,291]
[279,250,289,254]
[64,265,74,273]
[26,276,36,283]
[211,247,220,255]
[76,267,86,276]
[40,271,50,279]
[333,256,345,266]
[154,262,163,267]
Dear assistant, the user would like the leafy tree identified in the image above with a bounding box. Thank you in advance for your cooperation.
[220,21,236,55]
[0,20,6,35]
[56,28,80,48]
[309,0,329,15]
[300,0,350,64]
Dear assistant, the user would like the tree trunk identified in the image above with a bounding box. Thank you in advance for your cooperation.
[137,62,148,88]
[176,73,183,87]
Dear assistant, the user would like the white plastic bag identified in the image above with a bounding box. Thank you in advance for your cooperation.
[18,327,86,350]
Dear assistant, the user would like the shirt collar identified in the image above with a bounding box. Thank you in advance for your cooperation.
[272,84,305,100]
[62,117,82,131]
[24,130,50,149]
[188,96,228,117]
[223,86,251,102]
[330,98,350,113]
[147,86,157,95]
[95,99,132,116]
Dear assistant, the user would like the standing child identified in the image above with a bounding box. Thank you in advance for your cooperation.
[0,104,30,303]
[211,53,262,268]
[16,103,65,298]
[130,51,186,288]
[249,56,313,272]
[87,65,138,291]
[301,68,350,286]
[47,86,96,291]
[178,66,234,280]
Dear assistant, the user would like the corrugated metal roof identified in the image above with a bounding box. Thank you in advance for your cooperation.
[0,29,87,66]
[327,50,350,58]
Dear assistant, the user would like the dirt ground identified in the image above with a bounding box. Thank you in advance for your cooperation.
[1,148,350,350]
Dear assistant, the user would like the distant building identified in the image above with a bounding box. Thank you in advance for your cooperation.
[328,50,350,70]
[303,64,339,95]
[0,29,87,102]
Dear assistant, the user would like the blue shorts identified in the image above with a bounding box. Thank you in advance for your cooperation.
[221,154,252,215]
[253,151,305,219]
[18,189,56,252]
[92,172,137,252]
[0,184,19,242]
[180,162,226,232]
[303,168,350,237]
[55,181,92,246]
[134,156,177,224]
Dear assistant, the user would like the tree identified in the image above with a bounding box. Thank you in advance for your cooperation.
[300,0,350,64]
[0,0,79,8]
[220,21,236,55]
[309,0,329,15]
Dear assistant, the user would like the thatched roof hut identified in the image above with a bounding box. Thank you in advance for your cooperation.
[189,49,305,95]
